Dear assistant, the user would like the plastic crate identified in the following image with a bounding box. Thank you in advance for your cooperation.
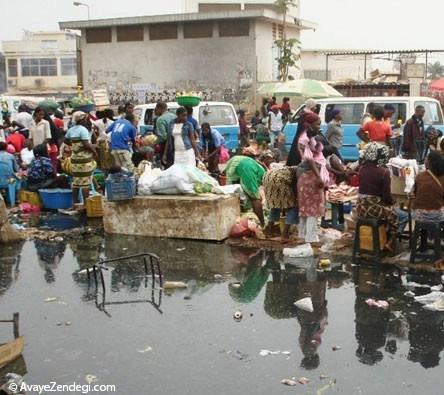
[86,195,104,217]
[39,189,73,210]
[105,174,136,201]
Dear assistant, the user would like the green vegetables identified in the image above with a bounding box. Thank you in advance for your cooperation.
[194,183,213,194]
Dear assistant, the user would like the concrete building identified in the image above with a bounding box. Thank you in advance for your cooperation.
[2,31,78,96]
[59,7,315,105]
[0,53,6,93]
[301,49,372,82]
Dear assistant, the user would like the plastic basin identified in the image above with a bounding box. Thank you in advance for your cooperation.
[176,96,201,107]
[39,188,73,210]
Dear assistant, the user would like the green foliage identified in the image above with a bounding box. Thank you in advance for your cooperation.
[428,61,444,80]
[275,38,301,81]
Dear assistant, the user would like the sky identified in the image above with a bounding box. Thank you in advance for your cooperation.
[0,0,443,61]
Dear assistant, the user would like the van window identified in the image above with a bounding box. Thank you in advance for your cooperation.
[325,103,364,124]
[414,101,443,125]
[199,105,237,126]
[368,102,407,125]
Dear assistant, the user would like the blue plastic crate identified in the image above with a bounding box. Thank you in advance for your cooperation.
[105,174,136,201]
[39,189,73,210]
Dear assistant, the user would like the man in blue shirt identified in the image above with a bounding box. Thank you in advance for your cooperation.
[185,106,199,134]
[107,113,137,172]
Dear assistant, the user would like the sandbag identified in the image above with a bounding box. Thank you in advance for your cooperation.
[138,166,162,195]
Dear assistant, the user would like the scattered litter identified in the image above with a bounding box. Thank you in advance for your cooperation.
[65,321,71,326]
[294,297,314,312]
[414,291,444,305]
[283,243,313,258]
[163,281,187,290]
[138,346,153,353]
[56,322,63,326]
[231,350,249,361]
[122,248,128,251]
[233,311,243,322]
[365,298,389,309]
[176,247,186,252]
[317,380,337,395]
[402,279,431,291]
[259,350,291,357]
[85,375,98,384]
[332,345,342,351]
[319,374,329,380]
[298,377,310,385]
[44,297,58,303]
[214,274,223,280]
[404,291,415,298]
[231,283,241,289]
[319,259,331,267]
[431,284,443,292]
[281,379,297,386]
[423,297,444,312]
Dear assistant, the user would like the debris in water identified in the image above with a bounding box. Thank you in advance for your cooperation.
[45,297,58,303]
[56,322,63,326]
[233,311,243,322]
[214,274,223,280]
[423,297,444,312]
[231,350,249,361]
[431,284,443,292]
[332,345,342,351]
[365,298,389,309]
[65,321,71,326]
[85,375,98,384]
[163,281,187,290]
[298,377,310,385]
[317,380,337,395]
[260,350,291,357]
[138,346,153,353]
[319,374,329,380]
[281,379,297,386]
[176,247,186,252]
[231,283,241,289]
[414,291,444,305]
[319,259,331,267]
[404,291,415,298]
[294,297,314,312]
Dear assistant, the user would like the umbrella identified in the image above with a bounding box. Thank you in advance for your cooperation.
[37,100,60,111]
[273,79,342,99]
[430,79,444,92]
[257,82,283,95]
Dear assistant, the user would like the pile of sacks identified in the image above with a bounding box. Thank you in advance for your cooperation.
[138,164,219,195]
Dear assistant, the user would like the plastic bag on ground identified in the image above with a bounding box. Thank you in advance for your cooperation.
[230,218,257,238]
[138,166,162,195]
[283,243,314,258]
[423,297,444,311]
[414,291,444,305]
[294,297,314,312]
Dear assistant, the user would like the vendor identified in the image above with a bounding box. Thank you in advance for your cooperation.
[325,109,343,160]
[225,153,274,227]
[200,122,225,174]
[357,106,392,146]
[263,165,298,239]
[0,141,19,180]
[356,143,405,251]
[410,151,444,223]
[402,105,425,160]
[297,112,329,243]
[27,144,69,192]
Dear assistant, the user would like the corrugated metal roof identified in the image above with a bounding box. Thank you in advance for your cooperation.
[325,49,444,56]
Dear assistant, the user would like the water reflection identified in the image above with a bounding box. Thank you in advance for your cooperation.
[0,242,24,296]
[34,239,66,283]
[69,233,103,269]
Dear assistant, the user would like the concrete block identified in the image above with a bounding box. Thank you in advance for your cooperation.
[103,195,240,241]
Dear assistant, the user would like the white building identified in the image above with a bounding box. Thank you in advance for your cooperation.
[59,6,315,104]
[2,31,78,96]
[301,49,372,82]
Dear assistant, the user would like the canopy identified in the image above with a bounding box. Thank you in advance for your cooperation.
[37,100,59,111]
[257,82,282,95]
[273,79,342,99]
[430,79,444,92]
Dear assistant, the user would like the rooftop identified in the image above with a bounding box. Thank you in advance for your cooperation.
[59,9,316,30]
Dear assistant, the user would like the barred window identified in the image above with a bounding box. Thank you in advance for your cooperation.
[21,58,57,77]
[61,58,77,76]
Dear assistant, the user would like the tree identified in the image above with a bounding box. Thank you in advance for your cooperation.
[428,61,444,80]
[274,0,300,81]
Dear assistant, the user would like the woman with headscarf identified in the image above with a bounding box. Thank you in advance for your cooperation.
[356,143,398,250]
[65,111,97,207]
[296,112,329,243]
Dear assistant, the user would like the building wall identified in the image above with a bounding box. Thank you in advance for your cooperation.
[301,50,370,81]
[80,20,257,103]
[2,31,77,94]
[0,54,6,93]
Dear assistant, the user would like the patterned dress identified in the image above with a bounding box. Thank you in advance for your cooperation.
[65,125,95,188]
[263,166,297,209]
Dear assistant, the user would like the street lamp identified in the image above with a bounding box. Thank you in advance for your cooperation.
[73,1,90,19]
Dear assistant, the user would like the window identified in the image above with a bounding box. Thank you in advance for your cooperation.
[7,59,17,77]
[41,40,57,49]
[199,105,237,126]
[149,24,178,40]
[325,103,365,124]
[21,58,57,77]
[86,27,112,43]
[184,22,213,39]
[61,58,77,76]
[415,101,444,125]
[219,20,250,37]
[117,25,144,42]
[366,102,407,125]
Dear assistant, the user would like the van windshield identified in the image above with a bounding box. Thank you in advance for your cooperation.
[414,101,443,125]
[199,105,237,126]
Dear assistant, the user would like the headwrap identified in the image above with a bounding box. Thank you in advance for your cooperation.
[304,99,318,111]
[72,111,87,124]
[363,142,390,167]
[258,150,274,162]
[330,109,341,118]
[303,112,321,125]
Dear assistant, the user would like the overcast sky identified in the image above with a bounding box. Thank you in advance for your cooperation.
[0,0,443,58]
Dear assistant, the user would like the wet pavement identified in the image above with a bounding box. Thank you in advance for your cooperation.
[1,234,444,395]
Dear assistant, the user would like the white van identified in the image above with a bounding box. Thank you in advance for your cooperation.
[283,96,444,160]
[135,101,240,149]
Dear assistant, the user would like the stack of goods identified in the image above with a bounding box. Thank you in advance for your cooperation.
[388,158,418,194]
[327,183,358,202]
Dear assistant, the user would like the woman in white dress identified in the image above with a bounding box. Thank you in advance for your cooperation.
[163,107,201,168]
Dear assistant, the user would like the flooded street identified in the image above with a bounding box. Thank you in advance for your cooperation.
[1,234,444,395]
